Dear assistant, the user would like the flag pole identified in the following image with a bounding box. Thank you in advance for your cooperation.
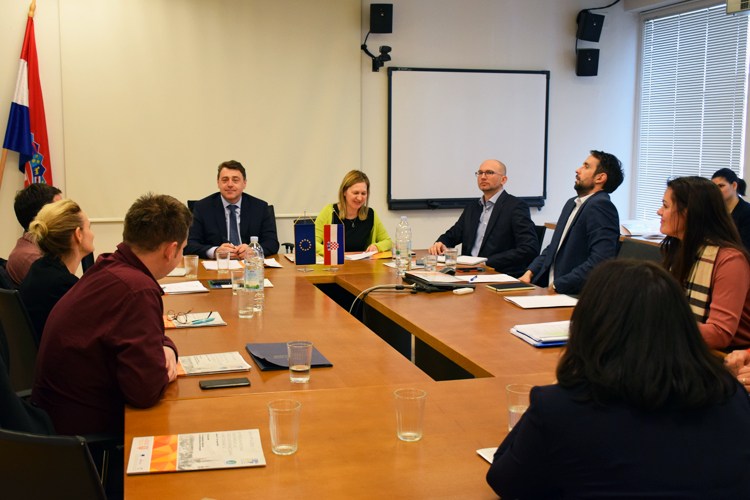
[29,0,36,18]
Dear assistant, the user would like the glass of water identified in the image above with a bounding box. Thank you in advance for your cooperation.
[505,384,532,431]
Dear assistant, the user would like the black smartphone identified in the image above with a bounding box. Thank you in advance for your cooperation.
[199,377,251,390]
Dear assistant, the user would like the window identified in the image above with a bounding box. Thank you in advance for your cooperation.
[635,3,749,219]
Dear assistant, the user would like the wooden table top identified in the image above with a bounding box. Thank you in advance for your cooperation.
[160,261,431,400]
[125,374,555,499]
[126,256,565,498]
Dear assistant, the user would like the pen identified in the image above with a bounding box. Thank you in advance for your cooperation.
[192,317,215,325]
[469,275,478,283]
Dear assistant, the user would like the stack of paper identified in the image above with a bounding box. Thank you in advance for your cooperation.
[202,260,244,270]
[160,280,209,294]
[127,429,266,474]
[510,320,570,347]
[178,352,251,375]
[504,295,578,309]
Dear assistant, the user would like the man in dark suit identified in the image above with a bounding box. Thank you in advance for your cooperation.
[428,159,539,277]
[185,160,280,258]
[519,150,623,294]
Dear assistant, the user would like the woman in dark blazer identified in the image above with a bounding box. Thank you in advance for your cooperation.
[486,260,750,498]
[712,168,750,250]
[19,199,94,343]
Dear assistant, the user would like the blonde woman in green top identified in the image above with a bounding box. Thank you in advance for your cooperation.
[314,170,392,255]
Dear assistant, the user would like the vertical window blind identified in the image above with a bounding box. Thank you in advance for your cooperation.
[635,3,749,219]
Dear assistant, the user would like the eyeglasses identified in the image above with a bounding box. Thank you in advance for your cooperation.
[167,309,192,324]
[475,170,500,177]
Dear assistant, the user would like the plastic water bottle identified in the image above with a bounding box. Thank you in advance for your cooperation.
[244,236,265,314]
[395,216,412,277]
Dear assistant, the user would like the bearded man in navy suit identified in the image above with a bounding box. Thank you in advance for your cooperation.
[185,160,280,259]
[519,150,623,294]
[428,159,539,278]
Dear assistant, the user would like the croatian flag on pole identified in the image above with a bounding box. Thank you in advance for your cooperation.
[3,16,53,186]
[323,224,345,266]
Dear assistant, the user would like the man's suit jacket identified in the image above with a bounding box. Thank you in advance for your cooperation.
[185,192,280,257]
[436,191,540,277]
[527,190,619,294]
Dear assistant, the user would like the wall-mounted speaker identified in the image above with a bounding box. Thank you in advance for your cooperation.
[576,49,599,77]
[370,4,393,34]
[576,10,604,42]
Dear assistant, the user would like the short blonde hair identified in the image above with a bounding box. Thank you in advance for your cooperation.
[28,199,83,258]
[337,170,370,221]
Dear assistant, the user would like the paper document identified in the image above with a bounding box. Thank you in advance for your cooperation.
[178,352,251,375]
[345,251,377,260]
[161,281,209,294]
[202,260,244,270]
[127,429,266,474]
[455,273,517,283]
[476,447,497,464]
[504,295,578,309]
[264,258,282,268]
[163,312,227,329]
[510,320,570,347]
[167,267,187,277]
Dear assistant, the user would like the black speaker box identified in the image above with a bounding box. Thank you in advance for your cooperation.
[576,10,604,42]
[576,49,599,77]
[370,4,393,34]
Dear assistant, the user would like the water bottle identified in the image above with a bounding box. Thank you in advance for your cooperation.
[244,236,265,314]
[395,216,412,277]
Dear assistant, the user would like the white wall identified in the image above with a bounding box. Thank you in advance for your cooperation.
[0,0,639,257]
[362,0,639,249]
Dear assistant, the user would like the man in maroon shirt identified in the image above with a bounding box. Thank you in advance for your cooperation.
[32,194,192,437]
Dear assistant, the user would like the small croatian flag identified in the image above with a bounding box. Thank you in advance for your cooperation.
[323,224,345,266]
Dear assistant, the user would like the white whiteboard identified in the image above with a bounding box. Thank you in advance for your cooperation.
[388,68,549,209]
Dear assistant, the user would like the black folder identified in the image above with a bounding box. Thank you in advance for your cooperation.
[245,343,333,371]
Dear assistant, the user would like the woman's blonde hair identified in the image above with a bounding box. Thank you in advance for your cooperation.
[337,170,370,221]
[28,199,84,258]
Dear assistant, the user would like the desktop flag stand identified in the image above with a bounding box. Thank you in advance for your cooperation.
[324,224,345,270]
[294,216,316,271]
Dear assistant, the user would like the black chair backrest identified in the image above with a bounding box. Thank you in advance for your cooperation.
[0,258,16,290]
[0,428,106,499]
[617,237,662,263]
[81,252,95,273]
[535,225,547,246]
[0,289,39,393]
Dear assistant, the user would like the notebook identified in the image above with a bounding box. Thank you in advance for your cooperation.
[245,343,333,371]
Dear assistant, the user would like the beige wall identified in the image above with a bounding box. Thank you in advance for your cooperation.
[2,0,644,258]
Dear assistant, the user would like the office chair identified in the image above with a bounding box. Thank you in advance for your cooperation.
[0,289,39,393]
[0,428,107,499]
[81,252,95,272]
[534,225,547,246]
[0,258,15,290]
[617,238,662,263]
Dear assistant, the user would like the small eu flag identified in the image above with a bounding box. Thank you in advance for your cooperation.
[294,219,316,265]
[324,224,345,266]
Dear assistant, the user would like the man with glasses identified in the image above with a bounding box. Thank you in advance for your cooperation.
[428,159,539,277]
[519,150,623,295]
[185,160,280,259]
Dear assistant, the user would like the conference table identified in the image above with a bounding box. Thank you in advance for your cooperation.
[124,256,571,498]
